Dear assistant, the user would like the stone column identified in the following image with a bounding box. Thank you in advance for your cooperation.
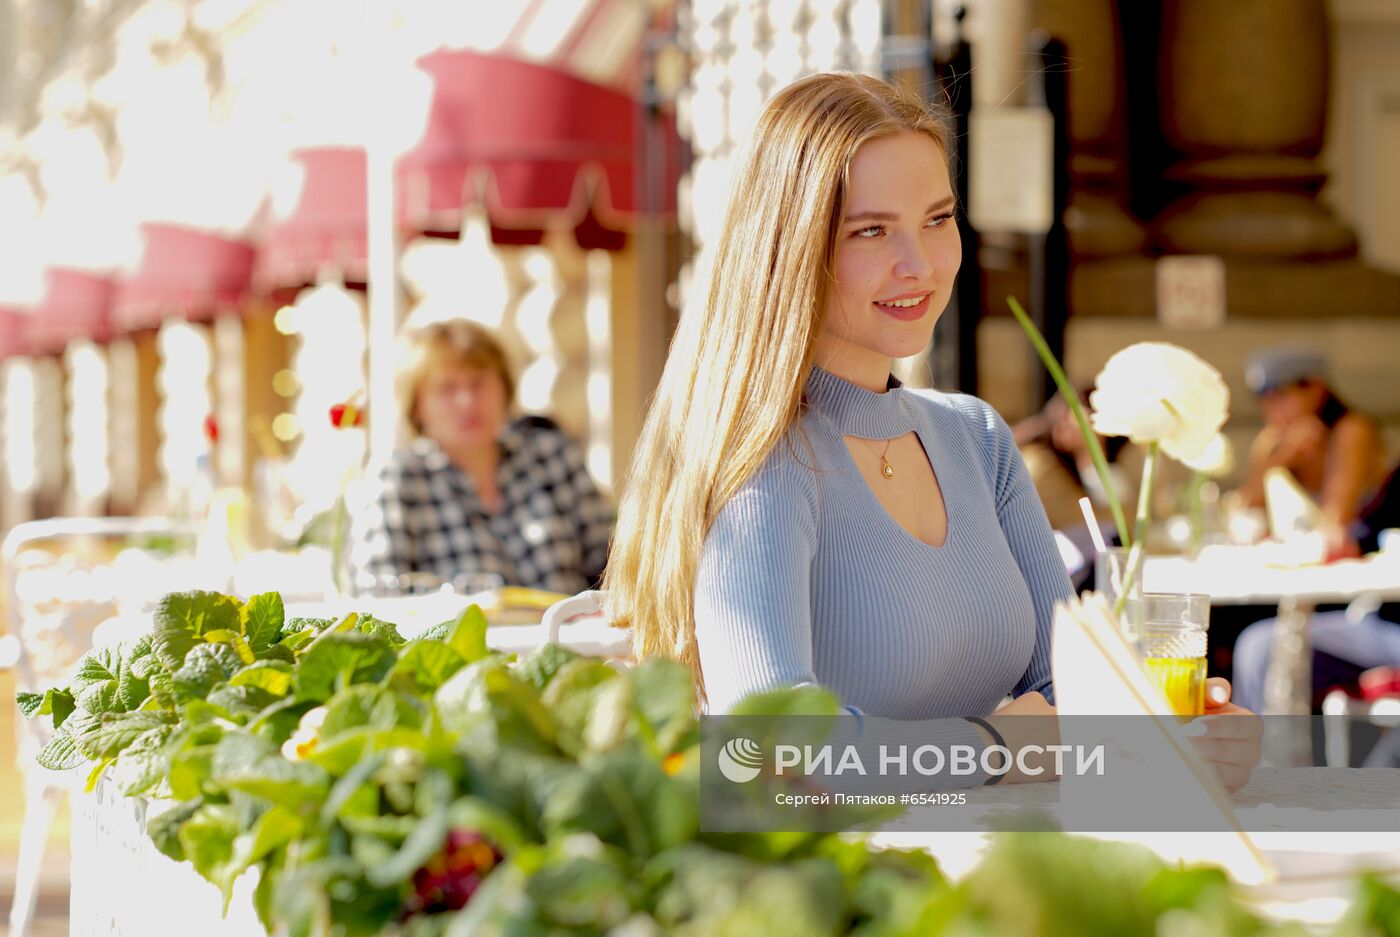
[1152,0,1356,260]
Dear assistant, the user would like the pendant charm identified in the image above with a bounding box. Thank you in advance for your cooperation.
[881,459,894,479]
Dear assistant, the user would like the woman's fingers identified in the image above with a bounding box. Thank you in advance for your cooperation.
[1184,711,1261,741]
[1184,710,1262,793]
[1207,759,1255,793]
[1204,678,1232,709]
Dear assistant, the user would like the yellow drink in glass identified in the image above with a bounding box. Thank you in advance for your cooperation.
[1134,594,1210,718]
[1143,655,1207,717]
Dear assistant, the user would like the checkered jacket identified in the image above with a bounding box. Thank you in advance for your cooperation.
[350,417,613,595]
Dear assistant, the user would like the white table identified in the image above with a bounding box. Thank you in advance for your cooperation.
[283,594,631,658]
[871,768,1400,928]
[1142,546,1400,765]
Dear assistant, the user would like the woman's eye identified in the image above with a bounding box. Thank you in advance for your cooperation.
[854,225,884,238]
[925,212,954,229]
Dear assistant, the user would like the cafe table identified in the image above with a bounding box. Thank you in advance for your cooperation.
[1139,544,1400,765]
[869,767,1400,928]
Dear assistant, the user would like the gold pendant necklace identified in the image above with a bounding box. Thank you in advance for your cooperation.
[859,437,896,479]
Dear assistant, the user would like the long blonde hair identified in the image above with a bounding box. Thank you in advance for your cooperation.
[604,73,950,700]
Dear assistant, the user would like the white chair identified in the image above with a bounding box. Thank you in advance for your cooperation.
[1,517,196,937]
[1321,687,1400,767]
[540,590,631,659]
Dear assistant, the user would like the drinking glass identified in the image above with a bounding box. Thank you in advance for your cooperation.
[1132,592,1210,717]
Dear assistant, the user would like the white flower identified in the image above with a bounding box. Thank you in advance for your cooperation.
[1089,343,1229,462]
[280,706,329,761]
[1181,432,1235,477]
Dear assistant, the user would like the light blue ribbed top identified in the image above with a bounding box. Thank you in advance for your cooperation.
[695,366,1071,718]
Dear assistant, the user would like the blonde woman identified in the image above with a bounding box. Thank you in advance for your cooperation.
[604,74,1260,790]
[351,320,612,596]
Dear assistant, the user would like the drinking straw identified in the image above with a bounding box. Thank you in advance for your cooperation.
[1080,497,1108,555]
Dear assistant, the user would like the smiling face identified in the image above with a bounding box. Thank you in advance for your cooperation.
[814,131,961,385]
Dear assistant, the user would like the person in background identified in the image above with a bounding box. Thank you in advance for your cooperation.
[1233,463,1400,765]
[1237,347,1387,556]
[1013,385,1138,534]
[350,319,612,596]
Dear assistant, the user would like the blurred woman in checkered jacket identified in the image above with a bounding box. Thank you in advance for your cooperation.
[350,320,613,595]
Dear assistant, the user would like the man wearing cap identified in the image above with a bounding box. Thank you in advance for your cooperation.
[1238,346,1387,551]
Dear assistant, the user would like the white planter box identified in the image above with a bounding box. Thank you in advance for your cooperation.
[70,779,264,936]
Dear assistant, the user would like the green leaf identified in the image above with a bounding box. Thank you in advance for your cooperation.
[276,628,319,653]
[170,744,218,801]
[229,660,294,697]
[153,592,245,670]
[116,660,150,712]
[320,752,386,825]
[243,592,285,655]
[219,806,303,911]
[36,730,85,771]
[240,804,302,866]
[516,643,582,693]
[294,632,397,703]
[525,850,634,930]
[363,807,450,888]
[21,687,79,725]
[542,658,622,754]
[148,799,202,861]
[77,711,172,760]
[178,804,241,892]
[16,691,44,718]
[259,644,297,665]
[446,796,529,852]
[74,681,119,716]
[206,684,279,717]
[84,756,116,793]
[389,640,466,694]
[320,684,396,739]
[147,669,176,706]
[172,643,245,700]
[355,613,406,646]
[285,616,334,633]
[111,726,175,796]
[211,733,329,810]
[414,619,453,643]
[127,635,160,678]
[49,689,76,727]
[627,660,699,753]
[444,604,489,664]
[204,629,256,665]
[35,709,98,771]
[71,646,122,695]
[436,658,558,751]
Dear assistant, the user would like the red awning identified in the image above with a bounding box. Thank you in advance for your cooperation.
[29,270,114,354]
[0,307,33,360]
[256,147,369,291]
[396,49,683,250]
[114,223,255,332]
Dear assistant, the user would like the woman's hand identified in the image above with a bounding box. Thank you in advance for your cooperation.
[984,692,1061,784]
[1186,678,1263,793]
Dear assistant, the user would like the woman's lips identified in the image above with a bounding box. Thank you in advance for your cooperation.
[873,293,930,321]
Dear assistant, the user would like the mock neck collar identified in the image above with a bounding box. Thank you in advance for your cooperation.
[804,366,916,439]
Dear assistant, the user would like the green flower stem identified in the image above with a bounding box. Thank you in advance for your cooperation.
[1007,296,1130,544]
[1131,441,1159,555]
[1111,440,1159,627]
[1187,470,1206,555]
